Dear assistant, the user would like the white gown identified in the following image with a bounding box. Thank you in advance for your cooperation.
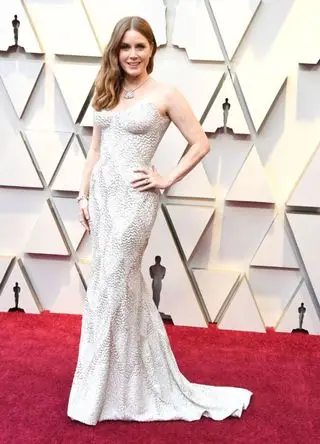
[67,99,252,425]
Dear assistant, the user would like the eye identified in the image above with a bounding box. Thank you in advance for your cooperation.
[120,43,130,50]
[136,44,146,49]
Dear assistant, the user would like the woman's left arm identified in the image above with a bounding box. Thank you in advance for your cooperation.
[131,86,210,191]
[164,86,210,188]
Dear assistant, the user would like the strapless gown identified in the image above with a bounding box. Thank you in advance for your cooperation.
[67,99,252,425]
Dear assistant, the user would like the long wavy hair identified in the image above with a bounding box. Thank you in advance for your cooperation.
[92,16,157,111]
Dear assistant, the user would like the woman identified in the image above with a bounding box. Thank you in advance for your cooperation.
[67,16,252,425]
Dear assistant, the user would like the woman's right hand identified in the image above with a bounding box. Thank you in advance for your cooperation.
[78,197,90,233]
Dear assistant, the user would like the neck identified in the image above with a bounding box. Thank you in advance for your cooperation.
[123,72,149,88]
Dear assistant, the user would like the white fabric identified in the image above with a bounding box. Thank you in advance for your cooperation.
[67,100,252,425]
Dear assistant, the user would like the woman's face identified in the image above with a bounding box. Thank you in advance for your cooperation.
[119,30,153,78]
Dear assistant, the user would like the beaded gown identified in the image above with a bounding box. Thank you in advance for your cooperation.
[67,99,252,425]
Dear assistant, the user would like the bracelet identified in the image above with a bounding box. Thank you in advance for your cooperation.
[77,195,88,203]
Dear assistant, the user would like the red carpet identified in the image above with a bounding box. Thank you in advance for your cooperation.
[0,312,319,444]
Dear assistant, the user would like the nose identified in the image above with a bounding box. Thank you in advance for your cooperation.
[129,47,137,59]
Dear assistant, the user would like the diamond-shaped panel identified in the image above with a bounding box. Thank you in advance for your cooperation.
[51,137,86,192]
[24,200,69,256]
[166,204,214,260]
[193,268,241,322]
[23,257,85,314]
[26,0,100,56]
[226,146,274,204]
[249,268,301,327]
[0,104,42,188]
[25,130,72,185]
[54,60,100,122]
[218,276,265,332]
[0,59,43,118]
[83,0,167,48]
[251,214,299,269]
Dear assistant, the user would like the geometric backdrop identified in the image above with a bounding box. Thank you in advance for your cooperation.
[1,0,320,334]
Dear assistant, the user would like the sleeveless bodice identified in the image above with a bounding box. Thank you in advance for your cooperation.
[93,100,170,180]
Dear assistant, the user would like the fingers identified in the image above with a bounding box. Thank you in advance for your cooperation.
[133,179,155,191]
[133,168,149,175]
[80,208,90,233]
[81,220,90,233]
[131,177,151,188]
[131,176,148,185]
[131,171,151,185]
[83,207,90,221]
[131,166,158,191]
[134,183,155,192]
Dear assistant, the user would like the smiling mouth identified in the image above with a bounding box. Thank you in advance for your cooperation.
[127,62,140,67]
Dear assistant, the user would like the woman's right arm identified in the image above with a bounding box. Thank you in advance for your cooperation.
[78,125,101,232]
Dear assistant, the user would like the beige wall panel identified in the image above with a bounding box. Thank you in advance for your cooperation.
[51,137,86,192]
[203,135,252,200]
[218,276,265,332]
[0,189,45,255]
[167,204,214,260]
[23,66,74,132]
[0,89,42,187]
[23,257,85,314]
[248,268,301,327]
[25,130,71,185]
[256,70,320,204]
[24,200,69,256]
[0,256,14,286]
[226,146,274,204]
[25,0,100,56]
[251,214,299,269]
[287,142,320,208]
[173,0,222,61]
[54,59,100,122]
[83,0,167,48]
[190,205,275,270]
[0,59,43,118]
[209,0,260,59]
[193,268,241,322]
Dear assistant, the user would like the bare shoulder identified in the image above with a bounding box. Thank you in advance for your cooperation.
[149,79,186,113]
[152,80,181,101]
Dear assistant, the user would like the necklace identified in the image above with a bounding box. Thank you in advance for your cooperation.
[123,76,150,100]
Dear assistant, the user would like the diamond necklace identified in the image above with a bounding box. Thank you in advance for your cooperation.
[123,76,150,100]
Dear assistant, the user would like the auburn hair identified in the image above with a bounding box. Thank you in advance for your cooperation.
[92,16,157,111]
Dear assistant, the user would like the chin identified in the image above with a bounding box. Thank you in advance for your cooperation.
[123,65,145,76]
[126,70,141,77]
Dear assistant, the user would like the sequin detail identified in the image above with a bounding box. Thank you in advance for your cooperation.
[67,100,252,425]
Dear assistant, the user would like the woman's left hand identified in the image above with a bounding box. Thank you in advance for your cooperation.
[130,166,170,191]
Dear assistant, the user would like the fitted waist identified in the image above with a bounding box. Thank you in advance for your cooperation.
[94,160,152,183]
